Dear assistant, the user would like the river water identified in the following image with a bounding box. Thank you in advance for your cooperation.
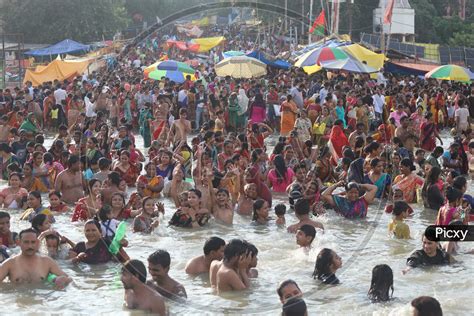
[0,131,472,315]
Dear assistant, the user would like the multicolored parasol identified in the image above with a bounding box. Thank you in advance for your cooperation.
[425,64,474,82]
[144,60,196,83]
[295,46,350,68]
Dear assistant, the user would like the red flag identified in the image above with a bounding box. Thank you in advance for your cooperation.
[383,0,395,24]
[309,10,326,36]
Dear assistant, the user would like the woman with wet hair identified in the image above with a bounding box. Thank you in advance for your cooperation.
[368,264,394,302]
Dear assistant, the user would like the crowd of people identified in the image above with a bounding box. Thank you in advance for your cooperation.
[0,25,473,315]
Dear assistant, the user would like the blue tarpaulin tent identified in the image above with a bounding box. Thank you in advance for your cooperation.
[246,50,291,69]
[25,39,90,57]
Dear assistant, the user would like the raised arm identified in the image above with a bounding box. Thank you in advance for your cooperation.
[361,183,378,204]
[321,181,344,207]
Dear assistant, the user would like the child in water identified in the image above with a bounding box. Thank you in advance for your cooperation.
[313,248,342,285]
[274,203,286,225]
[296,224,316,249]
[98,205,120,240]
[388,201,411,239]
[133,196,161,234]
[385,188,414,215]
[367,264,393,302]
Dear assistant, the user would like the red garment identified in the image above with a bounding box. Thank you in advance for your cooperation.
[328,125,349,165]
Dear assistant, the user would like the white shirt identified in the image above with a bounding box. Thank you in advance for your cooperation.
[372,94,385,114]
[455,107,469,125]
[84,96,96,117]
[54,88,67,105]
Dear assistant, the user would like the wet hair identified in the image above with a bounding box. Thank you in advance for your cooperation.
[246,241,258,257]
[274,203,287,216]
[31,214,48,232]
[392,201,409,216]
[299,224,316,243]
[273,154,288,183]
[223,239,247,261]
[0,211,10,220]
[98,205,112,222]
[122,259,147,283]
[277,279,301,299]
[19,228,39,239]
[445,186,463,203]
[368,264,394,302]
[252,199,266,221]
[313,248,336,279]
[422,166,442,195]
[28,191,42,202]
[411,296,443,316]
[148,249,171,268]
[294,199,310,216]
[345,182,360,192]
[203,237,226,256]
[282,297,307,316]
[85,219,101,231]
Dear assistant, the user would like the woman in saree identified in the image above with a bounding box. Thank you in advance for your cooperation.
[280,95,298,136]
[313,106,333,147]
[139,104,154,148]
[315,146,336,184]
[19,113,40,134]
[113,150,139,187]
[237,88,249,127]
[328,120,349,166]
[420,112,443,152]
[335,99,347,129]
[392,158,424,203]
[322,181,378,219]
[227,92,241,131]
[249,93,266,124]
[364,158,391,199]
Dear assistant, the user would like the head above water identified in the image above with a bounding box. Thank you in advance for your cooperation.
[367,264,394,302]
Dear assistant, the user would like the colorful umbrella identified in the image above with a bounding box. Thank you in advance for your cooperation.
[144,60,195,83]
[295,46,350,68]
[320,59,377,73]
[215,56,267,78]
[425,64,474,82]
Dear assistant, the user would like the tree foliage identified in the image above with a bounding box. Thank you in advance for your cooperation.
[1,0,128,44]
[1,0,473,47]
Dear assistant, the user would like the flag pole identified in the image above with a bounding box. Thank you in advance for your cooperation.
[309,0,313,44]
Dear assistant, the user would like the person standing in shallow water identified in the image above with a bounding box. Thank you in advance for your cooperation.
[121,259,166,316]
[0,228,72,289]
[54,155,84,204]
[146,249,187,299]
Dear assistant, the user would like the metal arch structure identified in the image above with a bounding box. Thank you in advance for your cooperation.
[129,1,310,46]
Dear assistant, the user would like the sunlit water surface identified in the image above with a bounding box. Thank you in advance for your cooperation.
[0,131,472,315]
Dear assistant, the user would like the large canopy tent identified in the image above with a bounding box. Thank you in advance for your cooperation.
[25,39,90,58]
[23,57,92,86]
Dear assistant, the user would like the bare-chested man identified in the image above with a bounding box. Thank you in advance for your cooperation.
[185,237,225,276]
[237,183,258,215]
[167,108,191,147]
[55,155,84,204]
[146,249,187,300]
[212,239,252,293]
[0,228,72,289]
[121,259,166,315]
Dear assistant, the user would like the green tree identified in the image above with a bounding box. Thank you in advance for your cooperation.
[2,0,129,44]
